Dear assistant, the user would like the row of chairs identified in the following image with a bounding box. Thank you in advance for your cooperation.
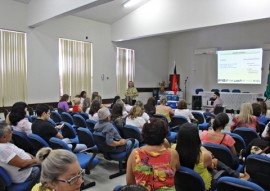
[195,88,241,94]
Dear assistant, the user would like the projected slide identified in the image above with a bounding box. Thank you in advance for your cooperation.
[217,48,263,84]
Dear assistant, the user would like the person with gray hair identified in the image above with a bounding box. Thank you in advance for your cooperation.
[0,121,39,184]
[94,107,139,153]
[32,148,83,191]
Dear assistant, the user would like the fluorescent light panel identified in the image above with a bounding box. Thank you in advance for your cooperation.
[123,0,143,8]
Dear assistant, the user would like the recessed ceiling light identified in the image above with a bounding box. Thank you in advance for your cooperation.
[123,0,143,8]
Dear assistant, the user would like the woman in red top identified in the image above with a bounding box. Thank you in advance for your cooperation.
[72,97,82,113]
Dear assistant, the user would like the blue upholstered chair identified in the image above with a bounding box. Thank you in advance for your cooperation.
[50,111,62,124]
[170,116,189,132]
[232,89,241,93]
[211,89,219,92]
[0,166,40,191]
[61,112,74,125]
[233,127,259,146]
[217,176,264,191]
[47,118,57,127]
[77,127,96,148]
[61,122,79,143]
[73,114,87,128]
[49,137,99,188]
[12,130,35,155]
[246,154,270,190]
[223,132,246,155]
[86,119,96,132]
[93,132,129,179]
[122,124,143,146]
[174,166,205,191]
[203,143,243,172]
[221,89,230,92]
[192,111,210,131]
[28,133,49,154]
[195,88,204,94]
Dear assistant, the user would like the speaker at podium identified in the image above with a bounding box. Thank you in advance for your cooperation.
[192,95,202,110]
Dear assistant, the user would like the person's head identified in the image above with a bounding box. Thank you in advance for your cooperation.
[93,95,102,104]
[258,101,267,116]
[112,96,121,105]
[212,113,229,131]
[73,98,80,106]
[213,92,220,100]
[98,107,111,121]
[36,148,83,191]
[80,91,87,98]
[9,102,28,126]
[135,100,145,111]
[252,103,261,117]
[89,100,101,115]
[142,118,168,146]
[175,123,201,169]
[60,94,69,102]
[128,81,134,88]
[125,96,132,105]
[160,96,167,105]
[82,97,91,112]
[91,92,99,101]
[239,102,253,123]
[128,105,143,119]
[146,97,156,107]
[35,104,51,119]
[0,121,12,143]
[177,99,187,109]
[111,103,123,119]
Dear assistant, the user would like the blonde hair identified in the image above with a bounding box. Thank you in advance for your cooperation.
[238,103,253,124]
[73,97,81,105]
[135,100,145,112]
[128,105,143,119]
[36,148,77,191]
[160,96,167,105]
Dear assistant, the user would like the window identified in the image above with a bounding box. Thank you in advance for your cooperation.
[59,38,92,98]
[116,47,135,98]
[0,29,27,106]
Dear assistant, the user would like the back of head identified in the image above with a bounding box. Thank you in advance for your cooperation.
[90,100,101,115]
[239,102,253,123]
[9,102,28,126]
[36,148,77,188]
[60,94,69,102]
[111,103,123,119]
[35,104,50,117]
[177,99,187,109]
[176,123,201,169]
[214,91,220,97]
[258,101,267,116]
[128,105,142,119]
[135,100,144,108]
[91,92,99,101]
[80,91,86,98]
[252,103,261,117]
[113,96,121,104]
[0,121,9,138]
[213,113,229,131]
[82,97,91,112]
[160,96,167,105]
[73,97,81,105]
[142,118,168,145]
[98,107,111,120]
[146,97,156,107]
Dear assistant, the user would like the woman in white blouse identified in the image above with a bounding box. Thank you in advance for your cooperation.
[126,105,146,130]
[174,99,197,123]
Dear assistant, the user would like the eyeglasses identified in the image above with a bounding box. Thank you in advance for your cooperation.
[55,169,85,185]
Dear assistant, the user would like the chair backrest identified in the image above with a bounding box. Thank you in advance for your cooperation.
[122,125,143,143]
[153,114,169,124]
[170,116,189,131]
[217,176,264,191]
[86,119,97,132]
[61,122,77,139]
[233,127,259,146]
[203,143,236,169]
[77,127,96,148]
[246,154,270,190]
[61,112,74,125]
[28,133,49,153]
[57,108,65,114]
[73,114,87,128]
[80,112,89,120]
[221,89,230,92]
[211,89,219,92]
[257,122,266,137]
[232,89,241,93]
[192,111,206,124]
[12,130,34,154]
[47,118,57,127]
[195,88,204,94]
[223,132,246,154]
[174,166,205,191]
[49,137,71,151]
[0,166,12,188]
[214,106,224,115]
[50,111,62,123]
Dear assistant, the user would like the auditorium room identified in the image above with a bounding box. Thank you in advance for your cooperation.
[1,0,270,190]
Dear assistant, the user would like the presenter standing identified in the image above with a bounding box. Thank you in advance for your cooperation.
[125,81,138,105]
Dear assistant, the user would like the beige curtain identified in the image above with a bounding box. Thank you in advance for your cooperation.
[59,38,92,100]
[0,30,27,106]
[116,47,135,98]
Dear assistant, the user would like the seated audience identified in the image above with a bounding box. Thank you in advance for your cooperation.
[80,91,87,107]
[201,113,237,158]
[126,118,180,190]
[0,121,39,184]
[125,96,133,113]
[231,102,258,132]
[111,103,125,136]
[91,91,99,102]
[257,101,268,125]
[72,97,82,113]
[57,94,70,112]
[89,100,101,121]
[32,148,83,191]
[126,106,146,130]
[111,96,121,109]
[175,123,243,191]
[203,92,223,122]
[94,107,139,154]
[135,100,150,122]
[115,99,128,117]
[156,96,174,123]
[144,97,156,117]
[9,102,32,135]
[174,99,197,123]
[82,97,91,113]
[32,104,86,152]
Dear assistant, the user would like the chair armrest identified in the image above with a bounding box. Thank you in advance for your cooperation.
[81,147,98,174]
[170,125,179,131]
[79,146,98,155]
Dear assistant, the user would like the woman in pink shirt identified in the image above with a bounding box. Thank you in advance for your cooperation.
[201,113,237,157]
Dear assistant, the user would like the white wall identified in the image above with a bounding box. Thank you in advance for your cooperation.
[168,19,270,103]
